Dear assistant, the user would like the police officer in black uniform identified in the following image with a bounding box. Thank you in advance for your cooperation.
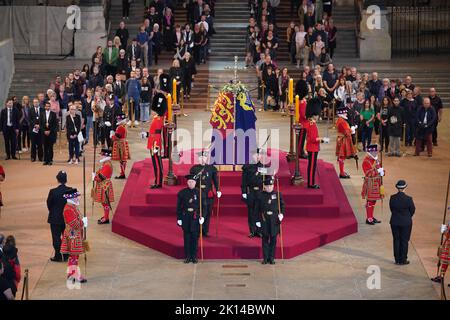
[176,174,204,264]
[189,150,221,237]
[241,148,265,238]
[255,176,285,265]
[389,180,415,265]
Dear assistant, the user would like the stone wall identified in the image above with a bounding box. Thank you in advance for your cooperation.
[0,39,14,108]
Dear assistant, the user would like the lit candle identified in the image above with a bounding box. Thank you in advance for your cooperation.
[172,79,177,105]
[167,93,173,123]
[289,78,294,105]
[295,95,299,124]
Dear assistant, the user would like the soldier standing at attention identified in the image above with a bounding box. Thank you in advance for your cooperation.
[389,180,415,265]
[94,149,114,224]
[335,106,357,179]
[112,114,130,179]
[361,144,385,225]
[255,176,285,265]
[189,150,221,237]
[241,149,265,238]
[176,174,205,264]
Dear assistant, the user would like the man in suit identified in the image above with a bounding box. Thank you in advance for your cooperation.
[113,74,126,103]
[103,40,119,77]
[127,38,142,67]
[0,98,20,160]
[389,180,415,265]
[40,102,58,165]
[46,171,72,262]
[29,98,44,162]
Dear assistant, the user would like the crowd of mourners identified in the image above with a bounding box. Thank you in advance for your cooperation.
[245,1,443,157]
[0,0,219,163]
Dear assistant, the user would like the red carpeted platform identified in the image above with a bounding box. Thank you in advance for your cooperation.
[112,149,358,259]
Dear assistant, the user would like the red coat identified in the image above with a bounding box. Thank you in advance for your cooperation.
[306,120,320,152]
[60,203,85,255]
[440,230,450,269]
[112,125,130,161]
[335,117,356,158]
[296,99,308,127]
[94,161,114,204]
[147,115,164,151]
[361,155,384,201]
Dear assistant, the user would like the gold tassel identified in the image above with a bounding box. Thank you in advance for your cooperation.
[83,240,91,252]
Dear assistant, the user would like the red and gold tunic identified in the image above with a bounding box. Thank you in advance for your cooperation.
[335,117,356,158]
[112,125,130,161]
[146,115,164,153]
[361,155,384,201]
[305,120,320,152]
[60,203,85,255]
[440,229,450,271]
[296,99,309,128]
[94,161,114,204]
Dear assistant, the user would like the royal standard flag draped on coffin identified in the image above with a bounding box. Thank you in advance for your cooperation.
[209,82,257,165]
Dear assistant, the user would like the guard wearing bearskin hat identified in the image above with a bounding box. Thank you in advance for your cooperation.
[255,176,285,265]
[176,174,204,264]
[61,188,88,283]
[297,97,308,159]
[94,149,114,224]
[305,98,329,189]
[112,114,130,179]
[362,144,385,225]
[189,150,221,237]
[145,92,167,189]
[242,148,266,238]
[335,106,357,179]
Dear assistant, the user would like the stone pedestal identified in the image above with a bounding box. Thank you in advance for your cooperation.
[74,5,106,59]
[359,9,391,61]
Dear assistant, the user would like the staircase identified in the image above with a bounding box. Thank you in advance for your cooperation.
[209,0,249,62]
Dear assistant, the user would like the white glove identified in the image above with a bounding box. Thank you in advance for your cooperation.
[105,121,112,127]
[256,222,261,228]
[177,219,182,226]
[140,131,147,139]
[441,224,447,234]
[322,137,330,144]
[109,130,115,138]
[350,126,356,135]
[242,193,247,199]
[217,191,222,198]
[377,168,385,177]
[199,217,205,225]
[82,217,88,228]
[278,214,284,222]
[91,172,96,181]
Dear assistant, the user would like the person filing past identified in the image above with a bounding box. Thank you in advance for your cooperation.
[255,176,285,265]
[389,180,415,265]
[39,101,58,166]
[176,174,204,264]
[0,98,20,160]
[29,98,44,162]
[47,171,72,262]
[66,105,82,164]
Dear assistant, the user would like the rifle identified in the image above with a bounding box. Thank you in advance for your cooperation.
[91,122,97,217]
[82,153,88,277]
[215,166,221,238]
[276,177,284,262]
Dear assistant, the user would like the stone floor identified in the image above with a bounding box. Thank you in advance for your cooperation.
[1,106,448,300]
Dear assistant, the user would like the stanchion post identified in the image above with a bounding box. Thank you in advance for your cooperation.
[206,85,211,112]
[286,103,296,162]
[331,99,336,129]
[291,123,304,186]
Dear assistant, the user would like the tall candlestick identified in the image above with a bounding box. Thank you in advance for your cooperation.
[172,79,177,105]
[289,78,294,105]
[167,93,173,123]
[295,95,299,124]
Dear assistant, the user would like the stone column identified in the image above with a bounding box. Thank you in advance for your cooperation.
[359,3,391,60]
[74,1,106,59]
[0,39,14,108]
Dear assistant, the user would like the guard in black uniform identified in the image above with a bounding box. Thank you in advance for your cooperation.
[241,149,265,238]
[189,150,221,237]
[255,176,285,265]
[389,180,415,265]
[176,174,204,264]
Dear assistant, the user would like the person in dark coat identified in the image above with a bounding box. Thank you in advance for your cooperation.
[414,97,436,157]
[255,176,285,265]
[0,98,20,160]
[28,98,44,162]
[181,52,197,98]
[46,171,72,262]
[39,102,58,165]
[189,150,221,237]
[389,180,415,265]
[387,97,403,157]
[295,72,309,100]
[176,174,204,264]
